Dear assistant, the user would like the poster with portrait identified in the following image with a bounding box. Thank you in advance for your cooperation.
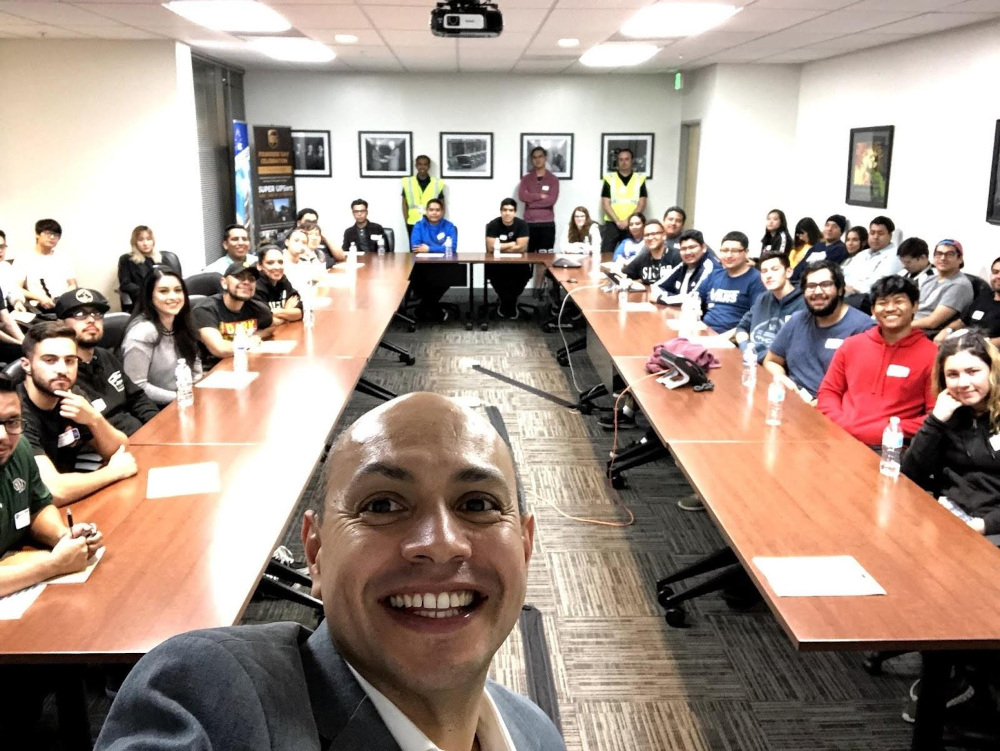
[292,130,331,177]
[252,125,297,246]
[845,126,894,209]
[359,131,412,178]
[520,133,573,179]
[987,120,1000,225]
[600,133,654,178]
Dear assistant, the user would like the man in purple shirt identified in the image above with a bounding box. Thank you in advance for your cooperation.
[517,146,559,253]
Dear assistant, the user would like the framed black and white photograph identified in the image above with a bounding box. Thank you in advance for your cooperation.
[440,132,493,179]
[291,130,331,177]
[358,131,412,178]
[987,120,1000,225]
[520,133,573,179]
[600,133,654,178]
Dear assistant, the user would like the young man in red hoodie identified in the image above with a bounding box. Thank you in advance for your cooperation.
[817,275,936,445]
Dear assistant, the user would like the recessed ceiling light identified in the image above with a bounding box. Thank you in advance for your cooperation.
[557,38,579,48]
[334,34,358,44]
[620,2,739,38]
[580,42,659,68]
[246,37,336,62]
[163,1,290,33]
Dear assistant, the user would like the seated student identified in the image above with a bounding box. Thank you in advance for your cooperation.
[254,245,303,326]
[282,227,323,294]
[612,214,646,264]
[57,289,159,436]
[790,214,848,283]
[936,255,1000,345]
[659,205,688,268]
[758,209,792,260]
[117,225,182,311]
[698,231,766,336]
[911,239,974,336]
[122,267,203,406]
[842,225,868,266]
[14,218,78,313]
[896,237,934,285]
[484,198,530,319]
[203,224,257,275]
[341,198,387,254]
[765,260,874,402]
[191,262,274,367]
[843,215,901,309]
[560,206,602,253]
[622,219,673,286]
[651,229,717,305]
[18,321,138,506]
[298,208,346,265]
[0,229,27,312]
[788,217,819,271]
[409,198,460,322]
[0,262,25,362]
[817,275,936,445]
[735,250,806,362]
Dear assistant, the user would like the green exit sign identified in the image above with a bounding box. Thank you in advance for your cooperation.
[674,72,683,91]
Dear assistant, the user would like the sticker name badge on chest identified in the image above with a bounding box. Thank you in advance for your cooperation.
[14,508,30,529]
[58,427,81,448]
[990,433,1000,453]
[972,310,985,320]
[824,338,843,350]
[541,185,550,191]
[886,364,910,378]
[437,232,445,241]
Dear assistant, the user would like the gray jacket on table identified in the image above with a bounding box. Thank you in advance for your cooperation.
[95,621,566,751]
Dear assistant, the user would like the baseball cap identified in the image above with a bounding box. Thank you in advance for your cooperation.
[224,261,259,279]
[55,288,110,319]
[936,239,963,255]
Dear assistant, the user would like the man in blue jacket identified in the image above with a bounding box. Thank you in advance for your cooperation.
[410,199,460,321]
[735,249,806,362]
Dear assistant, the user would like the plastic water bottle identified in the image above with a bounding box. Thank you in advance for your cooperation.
[377,235,386,256]
[618,282,629,308]
[232,326,249,373]
[444,236,453,254]
[765,376,784,426]
[880,416,903,478]
[302,296,315,328]
[590,242,602,278]
[348,242,358,267]
[175,358,193,408]
[493,237,501,254]
[679,292,701,331]
[742,343,757,387]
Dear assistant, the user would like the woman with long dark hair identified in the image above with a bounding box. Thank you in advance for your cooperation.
[789,217,820,271]
[121,266,202,405]
[758,209,792,260]
[560,206,602,253]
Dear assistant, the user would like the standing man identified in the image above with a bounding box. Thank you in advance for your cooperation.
[55,289,158,436]
[402,155,445,239]
[735,250,806,362]
[518,146,559,253]
[911,239,974,336]
[14,219,77,313]
[600,149,647,256]
[204,224,258,275]
[622,220,672,286]
[192,263,274,367]
[485,198,530,319]
[409,199,460,322]
[790,214,848,283]
[843,215,901,309]
[341,199,387,254]
[698,231,766,336]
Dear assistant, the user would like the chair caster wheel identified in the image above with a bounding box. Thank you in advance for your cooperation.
[465,322,473,331]
[664,607,687,628]
[578,403,593,415]
[610,473,627,490]
[480,323,488,331]
[542,324,556,334]
[656,587,674,607]
[408,324,417,333]
[402,356,416,366]
[861,653,884,675]
[557,355,569,366]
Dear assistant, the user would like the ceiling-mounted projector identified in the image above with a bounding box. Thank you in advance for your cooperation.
[430,0,503,38]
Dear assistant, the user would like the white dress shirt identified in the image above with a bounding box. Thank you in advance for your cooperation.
[842,243,901,293]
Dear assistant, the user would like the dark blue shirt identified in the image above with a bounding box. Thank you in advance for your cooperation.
[699,266,766,332]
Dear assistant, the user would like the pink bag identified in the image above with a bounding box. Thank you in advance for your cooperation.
[645,338,721,374]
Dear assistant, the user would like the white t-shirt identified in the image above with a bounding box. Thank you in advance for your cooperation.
[12,250,75,299]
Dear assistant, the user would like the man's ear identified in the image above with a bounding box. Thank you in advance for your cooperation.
[302,510,323,599]
[20,357,30,376]
[521,513,535,567]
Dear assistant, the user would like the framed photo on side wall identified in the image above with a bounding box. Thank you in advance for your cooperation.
[987,120,1000,225]
[440,132,493,179]
[845,125,894,208]
[520,133,573,179]
[600,133,654,178]
[358,131,412,178]
[291,130,331,177]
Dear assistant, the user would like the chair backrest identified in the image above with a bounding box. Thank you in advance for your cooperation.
[188,294,207,308]
[966,272,990,302]
[119,290,134,314]
[184,272,223,297]
[3,360,24,384]
[383,227,396,254]
[99,312,131,353]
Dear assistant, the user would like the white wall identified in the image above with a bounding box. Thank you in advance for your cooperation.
[792,20,1000,276]
[0,40,203,304]
[244,72,682,248]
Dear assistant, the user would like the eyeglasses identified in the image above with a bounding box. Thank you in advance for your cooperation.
[70,309,104,321]
[933,250,959,259]
[803,281,837,292]
[0,417,25,434]
[644,231,665,238]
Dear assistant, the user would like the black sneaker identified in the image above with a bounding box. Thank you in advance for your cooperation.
[902,675,975,724]
[598,409,636,430]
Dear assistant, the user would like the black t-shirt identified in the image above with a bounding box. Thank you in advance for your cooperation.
[485,217,529,247]
[623,247,670,285]
[600,171,649,200]
[343,222,386,254]
[254,275,302,312]
[962,287,1000,337]
[76,348,159,436]
[191,294,274,366]
[18,383,96,474]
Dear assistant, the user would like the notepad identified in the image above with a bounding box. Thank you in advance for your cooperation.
[687,335,736,349]
[47,547,105,585]
[195,370,259,389]
[753,555,886,597]
[0,583,45,620]
[495,252,524,258]
[256,340,297,354]
[667,320,707,332]
[146,461,222,499]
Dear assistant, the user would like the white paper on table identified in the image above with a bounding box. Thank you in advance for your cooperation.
[619,301,656,312]
[146,462,222,500]
[256,340,297,354]
[47,546,105,585]
[10,311,36,325]
[753,555,886,597]
[0,583,45,620]
[667,320,707,332]
[317,274,354,288]
[195,370,259,389]
[413,252,437,257]
[494,252,524,258]
[687,335,736,349]
[310,297,332,308]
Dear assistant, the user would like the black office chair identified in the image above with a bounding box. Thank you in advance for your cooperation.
[3,360,24,384]
[383,227,396,254]
[118,290,134,313]
[184,272,223,297]
[967,272,990,302]
[188,294,207,308]
[99,312,131,353]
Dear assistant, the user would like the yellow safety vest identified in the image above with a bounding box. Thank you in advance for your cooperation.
[402,176,445,225]
[602,172,645,222]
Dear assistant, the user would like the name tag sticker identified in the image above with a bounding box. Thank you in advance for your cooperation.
[824,338,843,350]
[972,310,985,320]
[886,364,910,378]
[14,508,29,529]
[541,185,550,191]
[57,427,81,448]
[990,433,1000,453]
[436,232,445,241]
[811,251,827,261]
[91,398,107,413]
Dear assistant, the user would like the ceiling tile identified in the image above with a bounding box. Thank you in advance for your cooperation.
[339,57,405,71]
[512,58,575,72]
[498,7,547,32]
[457,33,530,50]
[77,24,163,37]
[74,4,194,25]
[850,0,958,9]
[327,41,393,56]
[270,4,371,27]
[717,7,826,32]
[306,28,383,43]
[756,47,831,62]
[789,8,917,34]
[555,0,652,7]
[380,28,440,45]
[947,0,1000,9]
[876,11,998,33]
[0,1,120,25]
[750,0,859,7]
[537,7,637,33]
[362,5,431,29]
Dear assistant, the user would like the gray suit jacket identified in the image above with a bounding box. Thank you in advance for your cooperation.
[95,621,566,751]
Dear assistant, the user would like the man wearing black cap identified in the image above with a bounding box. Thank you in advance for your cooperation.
[191,262,273,367]
[790,214,848,283]
[56,289,158,436]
